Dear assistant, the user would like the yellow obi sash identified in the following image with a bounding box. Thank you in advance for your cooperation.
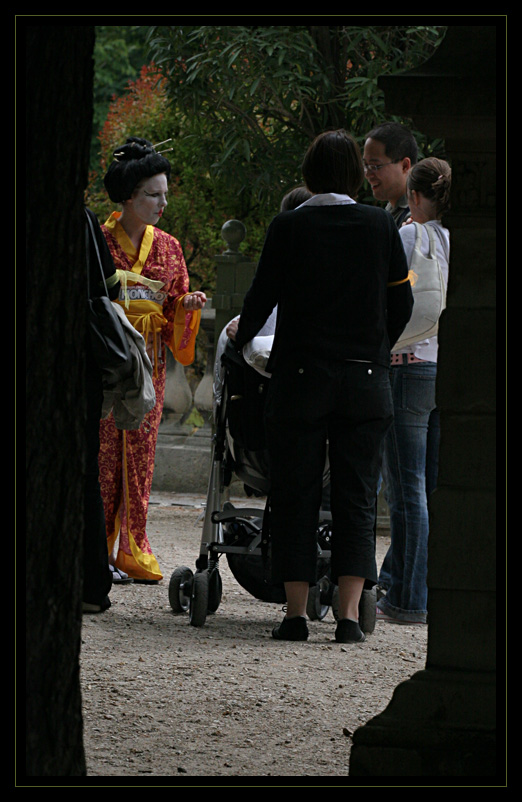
[116,283,200,369]
[105,211,201,367]
[115,269,165,308]
[117,298,166,376]
[116,290,201,372]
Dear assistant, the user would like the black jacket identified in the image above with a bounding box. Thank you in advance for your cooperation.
[235,202,413,371]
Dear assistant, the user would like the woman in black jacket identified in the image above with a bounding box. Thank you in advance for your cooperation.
[232,130,413,643]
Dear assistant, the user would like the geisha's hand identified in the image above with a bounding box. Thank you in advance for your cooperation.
[182,291,207,311]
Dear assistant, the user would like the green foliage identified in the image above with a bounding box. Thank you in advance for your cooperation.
[91,26,150,166]
[147,25,448,209]
[88,25,448,300]
[86,63,264,296]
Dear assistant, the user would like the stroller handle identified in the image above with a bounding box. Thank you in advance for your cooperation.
[211,508,264,524]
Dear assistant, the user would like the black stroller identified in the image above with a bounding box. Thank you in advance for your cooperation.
[168,339,376,632]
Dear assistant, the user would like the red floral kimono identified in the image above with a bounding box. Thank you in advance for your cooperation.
[99,212,200,581]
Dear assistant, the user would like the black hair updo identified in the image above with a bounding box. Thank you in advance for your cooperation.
[103,136,172,203]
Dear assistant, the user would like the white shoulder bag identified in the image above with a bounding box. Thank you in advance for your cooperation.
[394,222,447,349]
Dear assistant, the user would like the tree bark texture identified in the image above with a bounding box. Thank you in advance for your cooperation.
[25,25,95,777]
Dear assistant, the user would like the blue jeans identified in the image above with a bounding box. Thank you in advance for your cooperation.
[377,360,439,621]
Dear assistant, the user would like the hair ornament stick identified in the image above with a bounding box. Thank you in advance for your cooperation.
[152,138,172,149]
[105,136,173,202]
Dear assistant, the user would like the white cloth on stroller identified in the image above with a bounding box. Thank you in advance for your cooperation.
[213,307,277,417]
[242,335,274,378]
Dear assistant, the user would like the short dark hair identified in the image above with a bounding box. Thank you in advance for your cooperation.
[365,122,418,165]
[301,129,364,198]
[104,136,172,203]
[280,185,312,212]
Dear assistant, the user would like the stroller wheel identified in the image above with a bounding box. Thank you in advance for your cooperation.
[307,579,330,621]
[359,586,377,634]
[331,586,377,634]
[168,566,193,614]
[207,568,223,613]
[189,571,209,627]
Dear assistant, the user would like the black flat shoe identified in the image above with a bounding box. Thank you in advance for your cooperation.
[82,596,111,614]
[335,619,365,643]
[272,616,309,641]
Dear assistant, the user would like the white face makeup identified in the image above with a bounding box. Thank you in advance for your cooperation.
[127,173,169,225]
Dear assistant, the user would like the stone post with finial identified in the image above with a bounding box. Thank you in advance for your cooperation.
[212,219,258,345]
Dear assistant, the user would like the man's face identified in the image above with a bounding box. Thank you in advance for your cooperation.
[363,138,410,207]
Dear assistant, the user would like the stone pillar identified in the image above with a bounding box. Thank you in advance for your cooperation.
[153,220,257,494]
[212,220,258,342]
[193,302,217,428]
[349,26,498,777]
[162,350,193,428]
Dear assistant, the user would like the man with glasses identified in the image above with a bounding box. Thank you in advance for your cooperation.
[363,122,418,227]
[363,122,418,605]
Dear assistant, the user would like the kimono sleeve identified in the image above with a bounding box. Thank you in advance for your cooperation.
[161,234,201,365]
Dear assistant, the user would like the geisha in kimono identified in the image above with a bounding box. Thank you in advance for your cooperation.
[99,137,206,583]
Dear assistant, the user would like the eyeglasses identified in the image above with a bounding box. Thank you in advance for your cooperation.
[363,160,401,174]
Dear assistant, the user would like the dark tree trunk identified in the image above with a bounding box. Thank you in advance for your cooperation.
[25,25,95,777]
[309,26,350,131]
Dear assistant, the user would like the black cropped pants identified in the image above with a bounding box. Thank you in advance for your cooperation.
[264,357,393,587]
[83,349,113,606]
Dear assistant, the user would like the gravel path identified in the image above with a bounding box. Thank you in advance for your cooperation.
[80,495,427,780]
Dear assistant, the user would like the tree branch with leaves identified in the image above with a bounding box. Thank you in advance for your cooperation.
[147,25,447,210]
